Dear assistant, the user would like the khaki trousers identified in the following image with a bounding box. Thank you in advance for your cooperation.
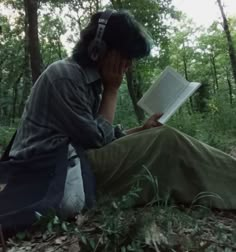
[87,126,236,209]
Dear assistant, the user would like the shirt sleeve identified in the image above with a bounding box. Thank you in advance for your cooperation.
[48,78,115,149]
[114,124,127,138]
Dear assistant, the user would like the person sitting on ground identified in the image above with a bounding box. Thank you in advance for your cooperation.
[1,9,236,231]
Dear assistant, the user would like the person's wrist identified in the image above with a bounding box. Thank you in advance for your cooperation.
[103,87,119,96]
[140,125,146,131]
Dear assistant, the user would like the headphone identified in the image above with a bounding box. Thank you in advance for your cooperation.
[88,10,115,61]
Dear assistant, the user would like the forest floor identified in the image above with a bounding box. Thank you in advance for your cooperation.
[1,197,236,252]
[0,128,236,252]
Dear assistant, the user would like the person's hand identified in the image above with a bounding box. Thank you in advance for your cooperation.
[125,113,163,135]
[99,50,131,93]
[142,113,163,130]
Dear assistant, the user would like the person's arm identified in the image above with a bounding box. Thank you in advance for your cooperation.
[98,89,118,124]
[98,50,131,124]
[49,78,115,149]
[48,51,130,149]
[125,113,163,135]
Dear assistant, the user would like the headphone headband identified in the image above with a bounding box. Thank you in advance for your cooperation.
[99,9,114,25]
[89,9,115,61]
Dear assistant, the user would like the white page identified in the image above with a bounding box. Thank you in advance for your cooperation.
[158,82,201,124]
[138,66,189,114]
[137,66,201,123]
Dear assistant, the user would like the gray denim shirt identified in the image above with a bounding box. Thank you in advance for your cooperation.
[9,58,123,217]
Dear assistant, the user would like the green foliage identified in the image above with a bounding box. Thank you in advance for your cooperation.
[1,1,236,251]
[39,9,67,65]
[10,181,236,251]
[0,126,16,156]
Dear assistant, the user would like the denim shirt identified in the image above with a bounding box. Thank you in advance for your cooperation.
[9,57,124,215]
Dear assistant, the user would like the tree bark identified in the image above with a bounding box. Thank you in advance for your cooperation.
[19,5,32,116]
[226,69,233,106]
[217,0,236,86]
[182,45,193,113]
[210,54,219,91]
[126,68,145,123]
[24,0,42,84]
[12,74,23,123]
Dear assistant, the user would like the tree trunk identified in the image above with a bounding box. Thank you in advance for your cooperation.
[24,0,42,84]
[210,54,219,91]
[226,69,233,106]
[19,4,32,116]
[217,0,236,86]
[182,45,193,114]
[12,74,23,124]
[126,68,145,123]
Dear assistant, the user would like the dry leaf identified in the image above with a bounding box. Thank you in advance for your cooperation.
[145,222,168,247]
[69,243,81,252]
[76,214,87,227]
[54,236,67,245]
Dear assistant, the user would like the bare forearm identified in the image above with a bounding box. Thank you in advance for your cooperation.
[125,126,143,135]
[125,113,163,135]
[98,89,118,124]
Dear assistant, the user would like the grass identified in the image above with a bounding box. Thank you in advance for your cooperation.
[3,184,236,252]
[1,108,236,252]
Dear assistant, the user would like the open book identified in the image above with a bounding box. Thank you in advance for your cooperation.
[137,66,201,124]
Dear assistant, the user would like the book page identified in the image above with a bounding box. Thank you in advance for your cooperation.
[158,82,201,124]
[138,66,189,115]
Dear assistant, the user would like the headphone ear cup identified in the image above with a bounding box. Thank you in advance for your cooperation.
[88,40,107,61]
[88,40,100,61]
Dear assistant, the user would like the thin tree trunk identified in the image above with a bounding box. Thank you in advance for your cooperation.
[217,0,236,86]
[24,0,42,84]
[126,68,145,123]
[210,54,219,90]
[57,40,62,59]
[19,5,32,116]
[226,70,233,106]
[182,46,193,113]
[12,74,23,124]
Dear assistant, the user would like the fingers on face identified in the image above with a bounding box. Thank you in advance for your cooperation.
[108,50,131,74]
[106,51,116,72]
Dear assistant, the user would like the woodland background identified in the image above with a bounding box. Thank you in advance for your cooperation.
[0,0,236,153]
[0,0,236,251]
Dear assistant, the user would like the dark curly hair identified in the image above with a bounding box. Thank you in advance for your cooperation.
[72,9,152,66]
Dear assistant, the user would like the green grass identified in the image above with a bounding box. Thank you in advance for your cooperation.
[5,170,236,252]
[1,106,236,251]
[5,190,236,252]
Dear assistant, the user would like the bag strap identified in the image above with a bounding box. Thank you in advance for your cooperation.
[0,131,17,161]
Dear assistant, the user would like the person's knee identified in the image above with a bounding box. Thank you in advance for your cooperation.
[155,126,179,148]
[159,125,177,138]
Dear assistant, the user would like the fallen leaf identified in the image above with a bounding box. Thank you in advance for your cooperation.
[68,243,81,252]
[145,222,168,247]
[76,214,87,227]
[54,236,67,245]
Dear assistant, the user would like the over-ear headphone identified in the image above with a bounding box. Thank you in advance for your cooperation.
[88,10,114,61]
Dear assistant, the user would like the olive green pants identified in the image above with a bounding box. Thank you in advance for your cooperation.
[87,126,236,209]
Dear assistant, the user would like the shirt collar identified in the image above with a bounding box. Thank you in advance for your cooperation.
[66,57,101,85]
[83,65,101,85]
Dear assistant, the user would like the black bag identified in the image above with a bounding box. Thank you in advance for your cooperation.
[0,144,68,237]
[0,133,96,237]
